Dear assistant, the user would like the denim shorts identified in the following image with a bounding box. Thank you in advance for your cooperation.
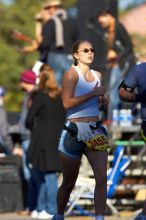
[58,121,85,158]
[58,121,108,158]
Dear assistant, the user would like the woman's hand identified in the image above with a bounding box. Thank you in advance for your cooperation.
[92,82,105,96]
[20,40,38,53]
[99,94,109,105]
[107,49,117,61]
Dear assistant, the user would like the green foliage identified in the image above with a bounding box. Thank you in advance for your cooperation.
[64,0,77,8]
[4,90,24,112]
[0,0,41,92]
[0,0,76,111]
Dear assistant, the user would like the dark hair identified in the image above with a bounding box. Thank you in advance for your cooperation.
[96,9,113,18]
[38,64,60,99]
[72,40,92,66]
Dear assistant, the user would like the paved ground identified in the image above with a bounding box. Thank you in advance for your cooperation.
[0,211,137,220]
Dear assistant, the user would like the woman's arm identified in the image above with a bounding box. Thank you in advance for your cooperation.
[118,87,135,102]
[62,67,105,109]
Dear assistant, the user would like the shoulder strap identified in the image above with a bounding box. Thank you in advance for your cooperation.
[73,66,82,78]
[91,70,101,86]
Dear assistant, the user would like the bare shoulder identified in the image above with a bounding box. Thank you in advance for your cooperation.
[63,66,79,84]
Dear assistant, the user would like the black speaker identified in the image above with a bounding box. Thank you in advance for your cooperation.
[77,0,108,18]
[77,0,117,30]
[77,0,109,36]
[76,0,118,72]
[108,0,118,18]
[0,156,24,212]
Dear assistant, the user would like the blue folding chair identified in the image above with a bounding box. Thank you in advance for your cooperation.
[65,145,131,216]
[107,145,131,214]
[107,145,131,198]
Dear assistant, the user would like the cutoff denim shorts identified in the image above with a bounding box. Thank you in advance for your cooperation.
[58,121,85,158]
[58,121,108,158]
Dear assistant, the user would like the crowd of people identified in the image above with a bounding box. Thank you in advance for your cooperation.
[0,0,146,220]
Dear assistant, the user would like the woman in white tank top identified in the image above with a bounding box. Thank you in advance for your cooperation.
[52,40,109,220]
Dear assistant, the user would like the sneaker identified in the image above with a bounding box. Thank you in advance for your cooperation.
[17,210,30,216]
[132,213,146,220]
[37,210,53,219]
[51,215,64,220]
[31,210,39,218]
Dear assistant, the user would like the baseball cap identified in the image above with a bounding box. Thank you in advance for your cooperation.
[20,70,36,85]
[43,0,62,9]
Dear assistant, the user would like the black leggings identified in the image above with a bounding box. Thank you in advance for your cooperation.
[57,148,108,215]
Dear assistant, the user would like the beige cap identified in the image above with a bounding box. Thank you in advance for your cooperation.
[43,0,62,8]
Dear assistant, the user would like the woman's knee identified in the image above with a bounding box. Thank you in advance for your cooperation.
[95,174,107,187]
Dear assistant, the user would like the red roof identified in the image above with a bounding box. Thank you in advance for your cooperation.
[120,3,146,36]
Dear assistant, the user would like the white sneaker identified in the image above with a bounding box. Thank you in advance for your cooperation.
[37,210,53,219]
[31,210,39,218]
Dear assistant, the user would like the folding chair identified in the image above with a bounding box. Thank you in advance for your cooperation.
[107,145,130,198]
[106,145,131,214]
[65,145,131,216]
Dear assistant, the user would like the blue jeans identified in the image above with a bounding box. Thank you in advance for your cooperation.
[48,52,73,86]
[21,140,38,211]
[59,121,85,158]
[22,140,31,180]
[108,65,123,120]
[32,168,58,214]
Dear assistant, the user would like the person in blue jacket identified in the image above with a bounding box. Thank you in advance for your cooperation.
[118,62,146,220]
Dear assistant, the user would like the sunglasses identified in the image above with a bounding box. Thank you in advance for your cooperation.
[78,48,95,53]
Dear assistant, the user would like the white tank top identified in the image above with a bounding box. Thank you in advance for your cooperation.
[66,66,101,119]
